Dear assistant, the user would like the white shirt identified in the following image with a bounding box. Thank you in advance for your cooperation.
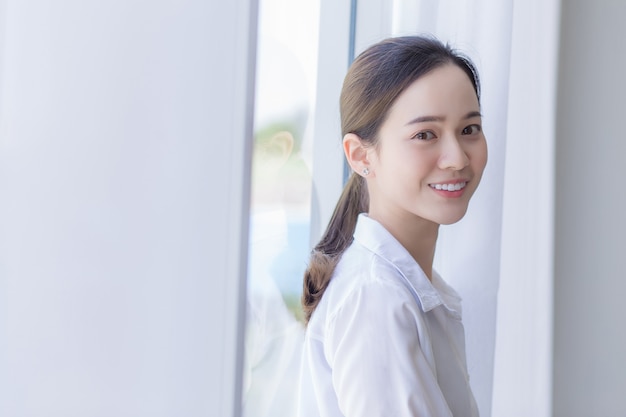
[298,214,479,417]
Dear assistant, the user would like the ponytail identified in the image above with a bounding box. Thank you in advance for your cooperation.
[302,172,368,323]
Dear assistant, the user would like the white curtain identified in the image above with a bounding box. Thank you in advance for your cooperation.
[352,0,561,416]
[492,1,561,416]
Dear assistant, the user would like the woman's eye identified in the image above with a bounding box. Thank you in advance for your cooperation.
[412,131,436,141]
[461,124,482,135]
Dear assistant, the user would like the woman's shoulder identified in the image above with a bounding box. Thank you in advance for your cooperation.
[322,243,417,313]
[335,240,406,281]
[305,242,425,343]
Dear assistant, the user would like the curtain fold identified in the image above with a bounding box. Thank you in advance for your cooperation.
[492,0,560,416]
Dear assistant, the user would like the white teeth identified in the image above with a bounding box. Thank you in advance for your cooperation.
[430,182,467,191]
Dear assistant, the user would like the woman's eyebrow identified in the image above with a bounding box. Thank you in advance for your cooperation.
[405,110,482,126]
[465,110,482,119]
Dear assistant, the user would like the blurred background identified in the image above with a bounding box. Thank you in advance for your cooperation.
[0,0,624,416]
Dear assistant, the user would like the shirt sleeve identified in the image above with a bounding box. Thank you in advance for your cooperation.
[325,278,453,417]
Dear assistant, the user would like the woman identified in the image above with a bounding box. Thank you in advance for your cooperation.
[299,36,487,417]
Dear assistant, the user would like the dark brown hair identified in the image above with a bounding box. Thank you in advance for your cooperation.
[302,35,481,323]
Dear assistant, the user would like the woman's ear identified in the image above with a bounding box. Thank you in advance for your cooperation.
[343,133,371,177]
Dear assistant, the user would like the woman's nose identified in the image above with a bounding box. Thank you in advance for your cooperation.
[438,135,470,171]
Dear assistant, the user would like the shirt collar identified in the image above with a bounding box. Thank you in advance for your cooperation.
[353,213,461,316]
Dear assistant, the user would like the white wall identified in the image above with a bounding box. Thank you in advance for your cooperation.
[0,1,256,416]
[554,0,626,415]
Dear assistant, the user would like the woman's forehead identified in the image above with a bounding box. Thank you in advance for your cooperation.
[387,65,480,123]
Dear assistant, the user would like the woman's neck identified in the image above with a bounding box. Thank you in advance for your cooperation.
[369,211,439,280]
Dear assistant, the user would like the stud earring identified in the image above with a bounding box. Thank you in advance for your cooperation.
[362,168,370,176]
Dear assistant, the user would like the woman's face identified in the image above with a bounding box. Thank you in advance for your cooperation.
[365,64,488,227]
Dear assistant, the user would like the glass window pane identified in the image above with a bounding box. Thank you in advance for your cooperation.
[243,0,320,416]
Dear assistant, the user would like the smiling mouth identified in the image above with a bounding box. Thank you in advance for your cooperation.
[429,182,467,191]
